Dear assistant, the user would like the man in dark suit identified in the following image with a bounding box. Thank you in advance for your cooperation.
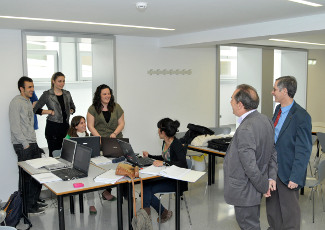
[224,84,277,230]
[266,76,312,230]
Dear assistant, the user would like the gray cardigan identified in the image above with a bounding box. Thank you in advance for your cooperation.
[33,88,75,123]
[9,95,37,148]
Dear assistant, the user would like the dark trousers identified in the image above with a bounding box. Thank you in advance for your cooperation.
[45,120,69,157]
[266,177,300,230]
[234,205,261,230]
[14,143,42,210]
[143,179,176,214]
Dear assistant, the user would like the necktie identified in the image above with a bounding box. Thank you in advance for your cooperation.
[274,108,282,127]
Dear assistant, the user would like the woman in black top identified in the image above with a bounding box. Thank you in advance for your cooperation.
[34,72,75,157]
[142,118,188,223]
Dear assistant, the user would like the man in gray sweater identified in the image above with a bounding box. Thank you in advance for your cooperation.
[9,76,47,215]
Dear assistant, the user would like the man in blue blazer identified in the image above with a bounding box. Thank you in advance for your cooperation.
[266,76,312,230]
[224,84,277,230]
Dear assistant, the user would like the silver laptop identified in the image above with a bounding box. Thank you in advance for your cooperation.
[45,139,77,170]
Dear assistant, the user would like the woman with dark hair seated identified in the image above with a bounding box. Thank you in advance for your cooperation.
[87,84,125,201]
[65,116,97,215]
[142,118,188,223]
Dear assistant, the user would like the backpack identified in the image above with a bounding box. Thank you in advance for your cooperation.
[131,178,153,230]
[1,191,22,227]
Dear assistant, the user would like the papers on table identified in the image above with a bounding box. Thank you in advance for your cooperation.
[94,169,124,184]
[32,172,62,184]
[26,157,61,169]
[140,165,166,175]
[141,165,206,183]
[91,156,112,165]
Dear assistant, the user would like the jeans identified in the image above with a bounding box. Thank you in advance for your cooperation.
[14,143,42,210]
[143,179,176,214]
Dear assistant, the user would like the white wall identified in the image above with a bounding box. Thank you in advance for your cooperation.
[237,47,262,113]
[307,50,325,123]
[0,30,23,201]
[281,50,308,109]
[115,36,217,155]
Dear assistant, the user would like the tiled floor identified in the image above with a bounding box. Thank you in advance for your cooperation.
[16,145,325,230]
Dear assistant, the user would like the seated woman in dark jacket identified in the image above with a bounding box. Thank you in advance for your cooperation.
[142,118,188,223]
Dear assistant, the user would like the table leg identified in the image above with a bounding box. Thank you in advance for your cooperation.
[208,154,212,185]
[79,194,84,213]
[127,182,133,230]
[117,184,123,230]
[69,196,74,214]
[58,196,65,230]
[175,180,180,230]
[19,167,28,217]
[212,155,216,184]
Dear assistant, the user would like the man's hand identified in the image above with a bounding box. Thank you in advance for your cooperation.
[288,181,298,189]
[264,179,276,197]
[269,179,276,191]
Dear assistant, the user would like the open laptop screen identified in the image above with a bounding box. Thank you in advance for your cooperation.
[61,139,77,163]
[73,144,92,175]
[70,136,100,157]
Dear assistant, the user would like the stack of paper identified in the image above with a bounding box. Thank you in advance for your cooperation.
[91,156,112,165]
[32,172,62,184]
[26,157,61,169]
[140,165,166,175]
[160,165,206,183]
[94,169,124,184]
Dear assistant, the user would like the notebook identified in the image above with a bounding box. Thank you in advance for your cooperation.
[101,137,129,158]
[44,139,77,170]
[70,136,100,157]
[117,140,154,167]
[51,144,92,181]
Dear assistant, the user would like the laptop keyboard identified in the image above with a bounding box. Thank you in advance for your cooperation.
[137,157,155,166]
[52,168,84,180]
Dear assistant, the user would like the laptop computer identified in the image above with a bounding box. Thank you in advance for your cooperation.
[70,136,100,157]
[45,139,77,170]
[51,144,92,181]
[101,137,129,158]
[117,140,154,167]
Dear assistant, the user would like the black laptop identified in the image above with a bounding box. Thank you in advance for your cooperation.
[101,137,129,158]
[52,144,92,181]
[70,136,100,157]
[117,140,154,167]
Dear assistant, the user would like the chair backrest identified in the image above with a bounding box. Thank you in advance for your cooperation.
[186,159,192,170]
[312,135,318,145]
[175,126,231,139]
[210,127,231,135]
[317,160,325,183]
[316,132,325,152]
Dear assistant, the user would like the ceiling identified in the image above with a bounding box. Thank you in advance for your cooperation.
[1,0,325,49]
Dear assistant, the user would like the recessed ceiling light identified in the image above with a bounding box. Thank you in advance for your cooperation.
[288,0,322,7]
[269,38,325,46]
[0,15,175,31]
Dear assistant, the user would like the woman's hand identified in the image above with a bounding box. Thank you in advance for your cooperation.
[110,133,117,138]
[142,151,149,157]
[153,160,163,167]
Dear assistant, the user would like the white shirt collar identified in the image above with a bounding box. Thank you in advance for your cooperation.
[237,109,256,124]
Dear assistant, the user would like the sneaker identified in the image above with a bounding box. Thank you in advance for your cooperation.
[38,198,46,203]
[28,207,45,215]
[89,206,97,215]
[37,202,48,209]
[157,210,173,223]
